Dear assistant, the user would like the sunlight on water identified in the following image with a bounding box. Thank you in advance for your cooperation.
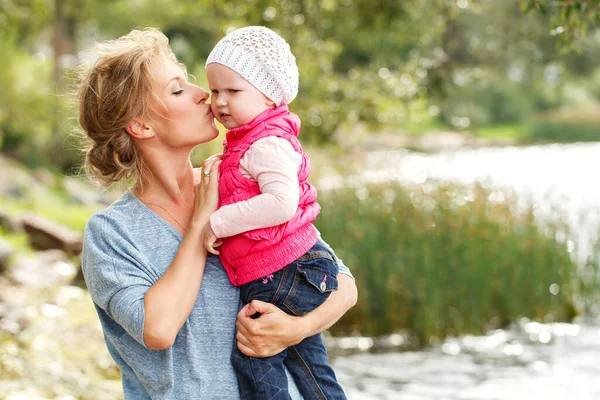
[332,319,600,399]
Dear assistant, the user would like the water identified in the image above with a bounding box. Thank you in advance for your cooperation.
[325,142,600,399]
[333,319,600,399]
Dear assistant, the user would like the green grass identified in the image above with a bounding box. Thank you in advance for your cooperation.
[0,228,32,254]
[403,119,447,135]
[2,194,98,233]
[316,182,591,344]
[473,121,600,144]
[0,155,101,232]
[475,124,526,140]
[525,122,600,143]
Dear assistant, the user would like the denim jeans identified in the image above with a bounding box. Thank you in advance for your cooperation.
[232,240,347,400]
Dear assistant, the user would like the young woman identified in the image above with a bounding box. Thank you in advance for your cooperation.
[77,27,357,399]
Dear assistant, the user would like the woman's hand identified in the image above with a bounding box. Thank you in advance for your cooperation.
[192,155,221,224]
[203,222,222,255]
[235,274,357,358]
[235,300,307,358]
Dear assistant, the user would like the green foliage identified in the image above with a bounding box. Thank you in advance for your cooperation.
[316,182,584,342]
[440,78,535,127]
[1,0,600,171]
[520,0,600,48]
[0,34,52,158]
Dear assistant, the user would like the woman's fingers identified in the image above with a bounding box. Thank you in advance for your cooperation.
[235,324,267,357]
[236,340,258,357]
[200,153,222,173]
[234,300,297,358]
[193,159,221,217]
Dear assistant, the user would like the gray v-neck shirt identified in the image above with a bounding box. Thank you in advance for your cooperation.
[82,190,351,399]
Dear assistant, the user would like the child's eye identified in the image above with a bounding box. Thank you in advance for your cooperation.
[211,90,218,94]
[173,89,184,95]
[228,89,239,93]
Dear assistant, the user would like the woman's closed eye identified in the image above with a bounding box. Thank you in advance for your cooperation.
[173,88,184,95]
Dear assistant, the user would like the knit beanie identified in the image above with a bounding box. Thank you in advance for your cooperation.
[206,26,299,106]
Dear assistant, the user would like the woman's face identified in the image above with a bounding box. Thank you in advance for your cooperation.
[147,59,218,149]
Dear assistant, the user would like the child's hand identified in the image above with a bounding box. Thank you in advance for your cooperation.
[203,222,223,255]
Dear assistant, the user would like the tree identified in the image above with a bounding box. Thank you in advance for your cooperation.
[520,0,600,48]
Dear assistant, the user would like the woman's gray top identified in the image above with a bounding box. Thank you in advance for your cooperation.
[82,190,352,399]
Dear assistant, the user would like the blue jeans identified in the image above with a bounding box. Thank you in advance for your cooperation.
[232,240,347,400]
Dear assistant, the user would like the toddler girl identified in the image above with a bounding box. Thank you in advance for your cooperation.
[204,26,347,400]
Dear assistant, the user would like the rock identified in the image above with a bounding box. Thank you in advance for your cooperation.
[0,238,14,274]
[32,168,56,187]
[21,213,83,256]
[62,176,114,207]
[8,250,77,287]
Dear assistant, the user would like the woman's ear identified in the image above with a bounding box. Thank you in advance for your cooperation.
[125,118,154,139]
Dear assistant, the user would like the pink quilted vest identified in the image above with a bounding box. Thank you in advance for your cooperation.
[218,105,320,286]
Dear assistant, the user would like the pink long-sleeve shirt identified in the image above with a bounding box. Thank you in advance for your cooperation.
[210,136,303,238]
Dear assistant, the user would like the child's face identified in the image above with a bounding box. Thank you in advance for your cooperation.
[207,63,276,130]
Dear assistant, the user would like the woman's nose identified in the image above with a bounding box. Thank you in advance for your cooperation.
[195,87,210,104]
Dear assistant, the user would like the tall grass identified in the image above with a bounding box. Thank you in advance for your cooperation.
[527,122,600,143]
[525,106,600,143]
[316,182,593,344]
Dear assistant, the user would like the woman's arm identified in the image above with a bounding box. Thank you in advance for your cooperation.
[235,273,357,357]
[143,158,221,350]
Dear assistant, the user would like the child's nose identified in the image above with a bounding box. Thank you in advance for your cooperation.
[216,96,227,106]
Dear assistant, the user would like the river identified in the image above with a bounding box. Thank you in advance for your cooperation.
[324,142,600,400]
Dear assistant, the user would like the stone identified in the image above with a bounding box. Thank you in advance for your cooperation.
[9,250,76,287]
[21,213,83,256]
[0,238,14,274]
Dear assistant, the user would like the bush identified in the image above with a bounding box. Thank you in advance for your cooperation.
[440,79,535,128]
[0,34,76,170]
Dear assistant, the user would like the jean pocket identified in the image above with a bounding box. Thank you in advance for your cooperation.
[296,245,339,293]
[282,257,339,316]
[296,262,339,294]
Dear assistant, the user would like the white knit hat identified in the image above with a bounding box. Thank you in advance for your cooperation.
[206,26,299,106]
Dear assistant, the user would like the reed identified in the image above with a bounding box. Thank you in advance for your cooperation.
[316,182,589,344]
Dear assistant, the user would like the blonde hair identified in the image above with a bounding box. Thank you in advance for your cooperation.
[76,28,182,187]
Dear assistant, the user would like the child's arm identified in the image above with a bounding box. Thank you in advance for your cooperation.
[210,136,302,238]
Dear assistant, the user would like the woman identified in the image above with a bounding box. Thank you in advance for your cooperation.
[77,28,357,399]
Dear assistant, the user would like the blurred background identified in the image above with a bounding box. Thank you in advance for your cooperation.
[1,0,600,399]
